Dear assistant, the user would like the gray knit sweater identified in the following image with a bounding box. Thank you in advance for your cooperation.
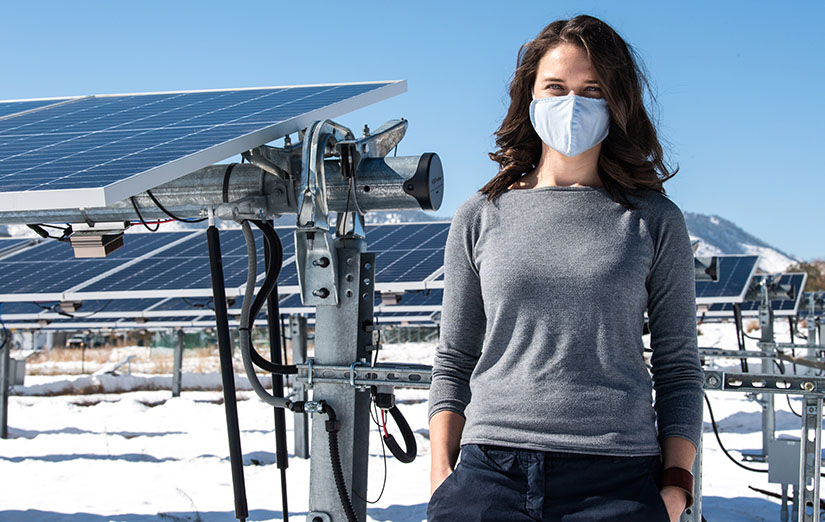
[427,185,704,456]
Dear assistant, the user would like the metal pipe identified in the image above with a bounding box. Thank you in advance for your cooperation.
[265,220,291,520]
[207,225,248,522]
[291,314,310,460]
[172,328,184,398]
[0,154,443,225]
[0,339,9,439]
[760,284,776,461]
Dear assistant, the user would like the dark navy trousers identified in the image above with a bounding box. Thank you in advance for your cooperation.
[427,443,669,521]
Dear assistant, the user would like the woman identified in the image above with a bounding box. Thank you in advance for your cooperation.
[427,15,703,522]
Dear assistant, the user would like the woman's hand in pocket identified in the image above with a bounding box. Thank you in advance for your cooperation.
[430,466,453,497]
[660,486,687,522]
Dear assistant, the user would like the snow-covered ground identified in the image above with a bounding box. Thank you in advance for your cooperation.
[0,321,819,521]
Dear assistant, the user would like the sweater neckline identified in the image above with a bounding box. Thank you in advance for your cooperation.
[506,185,607,193]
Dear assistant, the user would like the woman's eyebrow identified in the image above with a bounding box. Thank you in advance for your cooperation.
[541,77,600,84]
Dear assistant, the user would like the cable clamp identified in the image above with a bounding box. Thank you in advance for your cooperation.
[349,360,366,388]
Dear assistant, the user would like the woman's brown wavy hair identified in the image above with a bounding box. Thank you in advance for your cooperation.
[482,15,676,209]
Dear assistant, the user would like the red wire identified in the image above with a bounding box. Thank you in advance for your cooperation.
[381,409,389,437]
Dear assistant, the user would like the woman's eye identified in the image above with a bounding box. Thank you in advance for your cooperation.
[548,84,563,90]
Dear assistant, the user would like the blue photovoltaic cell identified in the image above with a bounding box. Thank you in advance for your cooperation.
[274,222,448,287]
[0,83,399,197]
[695,255,759,301]
[370,222,448,283]
[707,274,807,316]
[0,238,35,258]
[278,293,311,308]
[0,301,45,315]
[0,298,162,317]
[0,98,72,119]
[0,231,193,294]
[82,227,295,292]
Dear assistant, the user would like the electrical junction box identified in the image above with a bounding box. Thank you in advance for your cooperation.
[768,436,800,485]
[9,359,25,386]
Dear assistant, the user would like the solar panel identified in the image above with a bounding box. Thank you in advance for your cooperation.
[3,315,213,330]
[0,237,37,259]
[695,255,760,304]
[369,222,448,288]
[0,222,447,302]
[257,222,448,290]
[706,273,808,317]
[0,231,198,298]
[0,81,406,212]
[0,298,164,320]
[798,291,825,318]
[81,227,296,295]
[0,97,75,119]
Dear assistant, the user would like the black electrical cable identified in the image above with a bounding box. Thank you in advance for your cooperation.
[130,196,159,231]
[0,303,8,352]
[146,190,207,223]
[381,405,418,463]
[787,395,802,418]
[320,401,360,522]
[237,222,295,409]
[67,300,113,319]
[353,391,389,505]
[27,223,73,242]
[733,304,749,373]
[790,317,795,343]
[280,313,289,377]
[243,220,297,375]
[31,300,112,319]
[181,296,213,309]
[704,393,768,473]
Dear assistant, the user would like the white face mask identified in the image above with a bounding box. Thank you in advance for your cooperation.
[529,94,610,157]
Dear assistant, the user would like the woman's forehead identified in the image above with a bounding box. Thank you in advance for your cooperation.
[536,43,598,81]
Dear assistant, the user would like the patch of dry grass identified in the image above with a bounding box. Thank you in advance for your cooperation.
[745,320,760,333]
[24,344,231,376]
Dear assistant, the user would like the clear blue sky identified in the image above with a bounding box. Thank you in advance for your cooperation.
[2,1,823,260]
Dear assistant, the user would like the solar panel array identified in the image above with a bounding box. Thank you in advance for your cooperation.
[0,223,449,329]
[0,81,405,211]
[1,225,809,330]
[0,223,447,302]
[706,273,808,317]
[695,255,760,304]
[0,231,197,296]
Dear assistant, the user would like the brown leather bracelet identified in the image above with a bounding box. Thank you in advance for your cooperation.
[660,467,694,509]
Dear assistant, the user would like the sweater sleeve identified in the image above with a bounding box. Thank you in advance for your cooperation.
[427,195,487,421]
[646,198,705,451]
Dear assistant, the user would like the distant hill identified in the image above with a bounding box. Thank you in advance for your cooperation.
[683,212,799,273]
